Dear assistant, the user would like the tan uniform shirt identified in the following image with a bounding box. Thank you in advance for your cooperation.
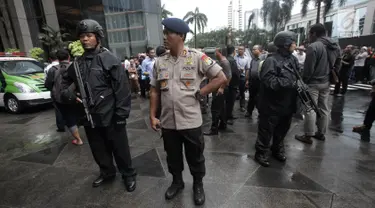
[151,48,222,130]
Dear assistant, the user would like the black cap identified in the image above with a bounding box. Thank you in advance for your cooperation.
[162,18,190,34]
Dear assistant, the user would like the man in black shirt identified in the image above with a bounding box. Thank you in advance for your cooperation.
[334,45,355,95]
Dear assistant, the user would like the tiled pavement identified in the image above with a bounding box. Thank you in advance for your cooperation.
[0,91,375,208]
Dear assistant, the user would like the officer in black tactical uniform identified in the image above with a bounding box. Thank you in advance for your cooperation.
[254,31,299,167]
[62,19,137,191]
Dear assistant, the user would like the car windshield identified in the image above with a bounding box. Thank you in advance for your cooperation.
[0,60,44,75]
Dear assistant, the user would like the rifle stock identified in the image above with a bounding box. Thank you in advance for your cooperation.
[73,59,95,128]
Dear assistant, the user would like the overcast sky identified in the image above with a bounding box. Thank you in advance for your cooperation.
[161,0,305,32]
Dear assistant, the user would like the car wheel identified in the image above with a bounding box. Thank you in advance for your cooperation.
[5,95,23,113]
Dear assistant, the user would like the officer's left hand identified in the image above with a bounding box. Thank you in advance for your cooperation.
[217,87,224,95]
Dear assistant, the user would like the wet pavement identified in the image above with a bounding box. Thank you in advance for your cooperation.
[0,91,374,208]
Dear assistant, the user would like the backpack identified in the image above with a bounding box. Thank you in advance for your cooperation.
[51,62,71,104]
[227,56,240,87]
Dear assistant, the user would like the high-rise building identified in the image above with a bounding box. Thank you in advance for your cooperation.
[0,0,163,58]
[228,1,233,28]
[238,0,242,30]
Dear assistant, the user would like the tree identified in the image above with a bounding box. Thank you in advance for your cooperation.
[301,0,347,23]
[247,12,255,30]
[161,4,173,19]
[29,47,44,62]
[38,25,71,53]
[183,7,208,48]
[186,28,229,48]
[261,0,295,37]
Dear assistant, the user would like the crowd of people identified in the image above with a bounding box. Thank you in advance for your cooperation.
[41,17,375,206]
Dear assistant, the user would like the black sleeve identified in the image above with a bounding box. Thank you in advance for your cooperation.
[259,58,295,91]
[44,66,56,90]
[107,58,131,119]
[60,63,77,103]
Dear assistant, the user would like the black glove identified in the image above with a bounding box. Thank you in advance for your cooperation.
[114,115,126,130]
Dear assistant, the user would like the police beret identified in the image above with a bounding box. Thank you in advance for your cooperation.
[162,18,190,34]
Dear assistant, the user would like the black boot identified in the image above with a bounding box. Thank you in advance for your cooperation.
[122,175,136,192]
[272,151,287,162]
[218,121,227,130]
[204,128,218,135]
[193,180,205,205]
[165,174,184,200]
[92,174,116,187]
[254,152,270,167]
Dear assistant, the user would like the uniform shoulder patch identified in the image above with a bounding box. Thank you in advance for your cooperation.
[201,54,214,66]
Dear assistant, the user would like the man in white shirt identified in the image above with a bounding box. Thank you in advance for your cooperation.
[44,52,59,80]
[354,47,368,83]
[123,56,130,70]
[293,45,306,70]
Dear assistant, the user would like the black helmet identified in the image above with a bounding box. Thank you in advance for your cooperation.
[267,42,277,53]
[273,31,297,48]
[76,19,104,38]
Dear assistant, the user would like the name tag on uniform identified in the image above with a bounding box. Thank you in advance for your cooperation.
[158,71,169,80]
[180,70,195,80]
[183,66,195,70]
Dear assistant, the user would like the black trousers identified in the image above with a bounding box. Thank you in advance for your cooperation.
[247,78,260,114]
[140,78,150,98]
[84,125,136,177]
[334,67,350,94]
[239,79,246,108]
[54,102,65,130]
[162,127,205,180]
[226,86,237,119]
[255,113,293,154]
[210,90,227,130]
[364,95,375,130]
[354,66,364,82]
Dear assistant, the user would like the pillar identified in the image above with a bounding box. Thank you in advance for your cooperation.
[41,0,60,31]
[6,0,33,53]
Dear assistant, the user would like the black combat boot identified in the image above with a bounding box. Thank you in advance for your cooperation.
[254,152,270,167]
[165,174,184,200]
[193,178,205,205]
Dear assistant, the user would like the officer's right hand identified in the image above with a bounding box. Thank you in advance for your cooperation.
[150,117,161,131]
[245,80,249,88]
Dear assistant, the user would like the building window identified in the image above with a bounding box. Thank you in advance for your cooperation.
[355,7,367,36]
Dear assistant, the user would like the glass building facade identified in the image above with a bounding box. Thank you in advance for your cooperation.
[53,0,162,58]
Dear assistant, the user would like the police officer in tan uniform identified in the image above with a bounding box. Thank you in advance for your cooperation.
[149,18,227,205]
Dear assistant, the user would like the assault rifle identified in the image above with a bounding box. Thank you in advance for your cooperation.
[283,64,321,118]
[73,58,95,128]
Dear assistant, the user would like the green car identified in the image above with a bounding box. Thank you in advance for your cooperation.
[0,56,52,113]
